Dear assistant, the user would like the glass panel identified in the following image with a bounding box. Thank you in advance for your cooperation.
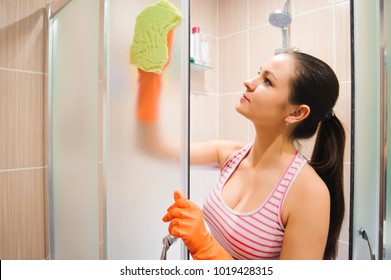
[105,0,189,259]
[385,0,391,260]
[49,0,100,259]
[352,0,381,259]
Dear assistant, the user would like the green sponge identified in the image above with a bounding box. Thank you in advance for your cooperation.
[130,0,182,73]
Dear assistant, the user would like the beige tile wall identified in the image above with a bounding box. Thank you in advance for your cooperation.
[191,0,351,259]
[0,0,48,259]
[0,169,46,259]
[190,0,219,142]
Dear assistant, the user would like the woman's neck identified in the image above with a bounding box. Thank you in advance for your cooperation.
[248,130,297,168]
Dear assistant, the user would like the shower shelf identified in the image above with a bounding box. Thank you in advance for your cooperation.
[190,60,213,71]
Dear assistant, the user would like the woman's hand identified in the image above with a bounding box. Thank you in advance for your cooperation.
[162,191,233,260]
[162,191,209,253]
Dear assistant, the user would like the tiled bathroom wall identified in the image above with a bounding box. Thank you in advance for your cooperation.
[190,0,351,259]
[0,0,48,259]
[0,0,87,260]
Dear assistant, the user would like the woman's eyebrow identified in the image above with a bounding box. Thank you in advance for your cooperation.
[259,67,278,81]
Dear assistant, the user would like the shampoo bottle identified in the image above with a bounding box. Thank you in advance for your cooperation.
[192,26,201,63]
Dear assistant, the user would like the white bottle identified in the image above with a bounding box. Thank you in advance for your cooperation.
[190,32,194,62]
[201,41,209,64]
[192,27,201,64]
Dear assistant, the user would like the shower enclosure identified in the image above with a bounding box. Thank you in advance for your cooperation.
[48,0,189,259]
[352,0,391,259]
[47,0,391,260]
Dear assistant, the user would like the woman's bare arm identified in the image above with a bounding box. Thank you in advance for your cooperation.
[137,123,246,168]
[190,140,247,168]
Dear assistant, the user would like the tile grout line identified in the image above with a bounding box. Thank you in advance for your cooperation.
[0,166,48,173]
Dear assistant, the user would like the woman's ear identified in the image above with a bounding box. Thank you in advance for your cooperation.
[285,105,310,125]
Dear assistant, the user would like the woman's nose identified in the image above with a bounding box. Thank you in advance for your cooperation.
[243,79,252,91]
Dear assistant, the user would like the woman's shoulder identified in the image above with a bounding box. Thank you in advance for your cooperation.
[217,140,249,166]
[294,164,330,199]
[283,163,330,222]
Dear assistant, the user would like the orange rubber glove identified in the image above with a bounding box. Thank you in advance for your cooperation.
[135,30,173,124]
[162,191,233,260]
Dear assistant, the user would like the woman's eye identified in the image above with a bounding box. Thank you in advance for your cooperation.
[262,77,271,86]
[256,71,271,86]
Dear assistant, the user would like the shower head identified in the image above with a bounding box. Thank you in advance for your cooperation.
[269,0,292,29]
[269,0,292,54]
[268,10,292,29]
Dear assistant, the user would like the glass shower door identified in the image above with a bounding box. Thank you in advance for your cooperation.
[384,0,391,260]
[352,0,382,260]
[49,0,101,259]
[352,0,391,260]
[105,0,189,259]
[49,0,189,260]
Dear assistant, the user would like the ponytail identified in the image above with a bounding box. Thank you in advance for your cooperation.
[286,51,346,259]
[310,115,346,259]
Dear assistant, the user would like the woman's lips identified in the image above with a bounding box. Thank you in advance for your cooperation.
[241,94,250,102]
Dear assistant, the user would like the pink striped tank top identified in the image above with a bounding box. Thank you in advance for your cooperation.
[203,143,307,260]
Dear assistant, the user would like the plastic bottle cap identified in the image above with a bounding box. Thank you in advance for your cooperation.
[192,27,200,33]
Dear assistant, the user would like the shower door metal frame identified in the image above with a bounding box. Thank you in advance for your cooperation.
[379,0,386,260]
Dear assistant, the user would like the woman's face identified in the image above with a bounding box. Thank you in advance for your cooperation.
[236,54,298,128]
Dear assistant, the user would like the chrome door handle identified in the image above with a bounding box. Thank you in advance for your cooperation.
[160,234,177,260]
[358,228,376,260]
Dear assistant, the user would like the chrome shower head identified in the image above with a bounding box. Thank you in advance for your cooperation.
[268,10,292,29]
[269,0,292,54]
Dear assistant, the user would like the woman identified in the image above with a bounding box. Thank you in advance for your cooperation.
[162,51,346,260]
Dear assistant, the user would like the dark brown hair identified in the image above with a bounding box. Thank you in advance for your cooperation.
[287,51,346,260]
